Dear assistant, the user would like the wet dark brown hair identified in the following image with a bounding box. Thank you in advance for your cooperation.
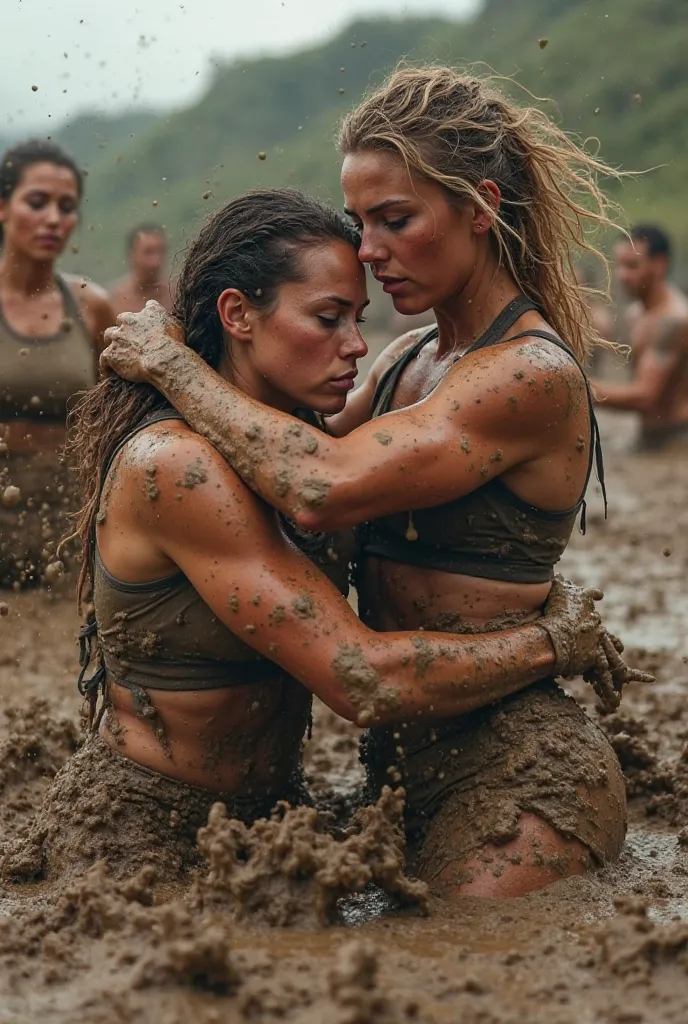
[339,66,624,364]
[0,139,84,245]
[68,187,360,607]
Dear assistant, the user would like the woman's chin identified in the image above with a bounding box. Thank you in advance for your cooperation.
[391,293,432,317]
[309,392,349,417]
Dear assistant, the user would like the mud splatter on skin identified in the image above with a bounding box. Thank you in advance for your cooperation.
[269,605,286,625]
[374,430,393,447]
[331,643,402,726]
[177,458,208,490]
[131,684,171,758]
[291,593,316,619]
[298,475,331,510]
[143,465,159,502]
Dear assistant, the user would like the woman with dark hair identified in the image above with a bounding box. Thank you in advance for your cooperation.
[2,188,630,888]
[102,69,642,897]
[0,139,115,586]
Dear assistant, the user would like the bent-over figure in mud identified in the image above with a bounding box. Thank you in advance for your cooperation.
[592,225,688,452]
[100,69,652,898]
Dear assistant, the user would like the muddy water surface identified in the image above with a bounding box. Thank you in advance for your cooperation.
[1,411,688,1023]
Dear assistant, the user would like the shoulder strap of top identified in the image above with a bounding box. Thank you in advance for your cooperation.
[91,408,184,568]
[55,275,90,334]
[506,327,607,530]
[372,326,438,417]
[466,295,540,356]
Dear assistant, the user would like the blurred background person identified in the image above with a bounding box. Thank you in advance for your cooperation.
[591,225,688,452]
[109,222,173,315]
[0,139,114,587]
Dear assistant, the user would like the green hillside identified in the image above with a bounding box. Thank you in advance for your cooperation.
[35,0,688,282]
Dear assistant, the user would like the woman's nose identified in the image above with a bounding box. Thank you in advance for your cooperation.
[357,228,387,265]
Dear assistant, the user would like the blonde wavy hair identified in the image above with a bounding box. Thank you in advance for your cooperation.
[338,66,624,365]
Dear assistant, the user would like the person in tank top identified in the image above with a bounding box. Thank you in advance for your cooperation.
[99,72,641,899]
[5,188,639,889]
[101,71,647,899]
[0,140,115,587]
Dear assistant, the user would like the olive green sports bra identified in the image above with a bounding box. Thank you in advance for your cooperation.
[360,296,606,585]
[79,408,354,698]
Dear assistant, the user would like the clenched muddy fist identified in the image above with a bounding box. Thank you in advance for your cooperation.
[100,300,185,383]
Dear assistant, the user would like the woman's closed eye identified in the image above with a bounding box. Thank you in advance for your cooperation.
[384,215,410,231]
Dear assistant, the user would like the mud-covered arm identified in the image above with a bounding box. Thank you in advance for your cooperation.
[592,318,688,414]
[102,307,571,533]
[131,432,565,727]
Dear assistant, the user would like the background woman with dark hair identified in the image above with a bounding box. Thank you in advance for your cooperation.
[0,139,115,586]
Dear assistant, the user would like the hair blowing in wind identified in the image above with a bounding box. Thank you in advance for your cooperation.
[339,65,625,365]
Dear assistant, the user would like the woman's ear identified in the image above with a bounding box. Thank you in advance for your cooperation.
[474,180,502,235]
[217,288,254,344]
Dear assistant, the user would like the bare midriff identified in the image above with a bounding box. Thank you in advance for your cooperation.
[101,673,311,793]
[360,557,549,633]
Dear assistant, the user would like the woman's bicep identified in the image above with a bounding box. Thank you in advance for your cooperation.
[151,446,368,718]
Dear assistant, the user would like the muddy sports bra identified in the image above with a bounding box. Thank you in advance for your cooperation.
[78,408,354,704]
[0,275,95,422]
[360,296,606,585]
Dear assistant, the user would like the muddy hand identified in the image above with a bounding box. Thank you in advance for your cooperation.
[583,632,655,713]
[541,576,655,713]
[100,300,186,383]
[540,575,604,678]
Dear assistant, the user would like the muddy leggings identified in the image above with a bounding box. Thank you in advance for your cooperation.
[0,735,312,885]
[361,679,627,888]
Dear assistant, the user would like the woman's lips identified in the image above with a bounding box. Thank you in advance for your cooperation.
[378,277,408,296]
[328,371,358,393]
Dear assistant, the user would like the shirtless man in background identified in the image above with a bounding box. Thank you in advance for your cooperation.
[592,225,688,451]
[109,223,173,315]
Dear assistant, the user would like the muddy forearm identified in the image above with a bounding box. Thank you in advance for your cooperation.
[341,624,554,727]
[147,346,336,516]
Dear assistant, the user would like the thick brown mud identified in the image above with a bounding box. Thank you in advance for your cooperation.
[1,411,688,1022]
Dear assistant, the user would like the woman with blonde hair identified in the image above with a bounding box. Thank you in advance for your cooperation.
[101,67,637,898]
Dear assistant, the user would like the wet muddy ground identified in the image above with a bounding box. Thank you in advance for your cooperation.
[1,410,688,1023]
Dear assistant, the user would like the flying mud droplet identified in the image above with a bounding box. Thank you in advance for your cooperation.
[2,486,22,507]
[594,107,601,115]
[258,152,267,161]
[663,547,671,557]
[202,190,212,200]
[339,88,345,94]
[152,200,159,207]
[31,85,38,92]
[405,513,418,543]
[0,602,9,617]
[538,37,549,49]
[44,560,65,584]
[632,93,642,104]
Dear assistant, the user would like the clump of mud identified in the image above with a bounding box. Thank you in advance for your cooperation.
[594,896,688,981]
[193,786,428,927]
[0,861,241,995]
[299,940,422,1024]
[0,699,79,842]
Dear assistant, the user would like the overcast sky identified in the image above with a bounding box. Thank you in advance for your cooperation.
[2,0,478,132]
